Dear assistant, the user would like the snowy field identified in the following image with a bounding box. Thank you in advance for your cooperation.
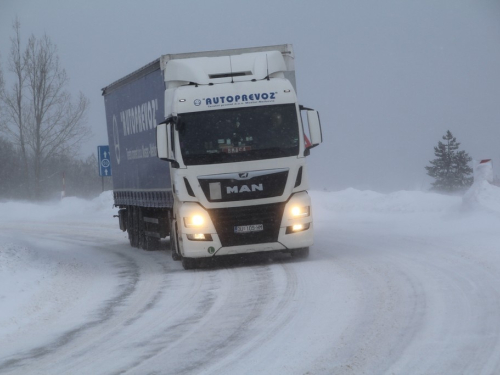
[1,182,500,374]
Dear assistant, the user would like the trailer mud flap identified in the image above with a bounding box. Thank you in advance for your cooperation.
[118,209,127,231]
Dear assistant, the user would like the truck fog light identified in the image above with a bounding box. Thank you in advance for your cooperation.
[187,233,213,241]
[285,223,310,234]
[291,206,310,217]
[184,215,204,227]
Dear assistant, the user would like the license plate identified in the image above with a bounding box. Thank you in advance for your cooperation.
[234,224,263,234]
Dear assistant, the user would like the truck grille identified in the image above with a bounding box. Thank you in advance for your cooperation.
[208,203,286,247]
[198,169,289,202]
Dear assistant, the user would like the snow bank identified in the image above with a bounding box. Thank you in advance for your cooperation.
[311,188,460,214]
[0,191,117,223]
[463,180,500,214]
[473,159,494,183]
[0,192,121,343]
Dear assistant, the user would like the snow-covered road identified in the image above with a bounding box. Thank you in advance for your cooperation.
[1,185,500,375]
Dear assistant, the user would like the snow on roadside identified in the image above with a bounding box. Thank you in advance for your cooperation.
[310,183,500,241]
[311,188,460,214]
[462,159,500,214]
[0,191,117,325]
[0,190,116,223]
[463,180,500,214]
[0,243,51,336]
[0,192,121,349]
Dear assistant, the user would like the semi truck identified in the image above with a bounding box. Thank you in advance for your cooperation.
[102,44,323,269]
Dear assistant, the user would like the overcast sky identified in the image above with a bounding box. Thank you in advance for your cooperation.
[1,0,500,192]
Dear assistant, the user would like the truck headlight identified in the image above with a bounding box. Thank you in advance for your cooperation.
[184,214,204,228]
[291,206,310,217]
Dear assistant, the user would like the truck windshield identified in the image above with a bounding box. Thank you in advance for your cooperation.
[177,104,300,165]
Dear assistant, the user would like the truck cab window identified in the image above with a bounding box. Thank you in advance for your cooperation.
[178,104,300,165]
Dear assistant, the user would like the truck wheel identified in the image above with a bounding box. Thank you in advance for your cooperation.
[127,207,138,248]
[182,257,198,270]
[170,222,181,261]
[144,235,160,251]
[291,247,309,259]
[137,207,146,249]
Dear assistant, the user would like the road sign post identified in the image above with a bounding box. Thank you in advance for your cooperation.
[98,145,112,192]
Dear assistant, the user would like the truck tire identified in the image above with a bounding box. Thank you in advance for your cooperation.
[291,247,309,259]
[127,206,138,248]
[144,234,160,251]
[170,222,181,261]
[181,257,198,270]
[137,207,146,249]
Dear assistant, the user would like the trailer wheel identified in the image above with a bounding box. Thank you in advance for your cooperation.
[291,247,309,259]
[127,207,138,248]
[137,207,146,249]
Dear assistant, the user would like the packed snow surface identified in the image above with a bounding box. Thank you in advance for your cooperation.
[1,185,500,374]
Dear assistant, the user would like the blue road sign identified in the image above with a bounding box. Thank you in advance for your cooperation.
[98,145,112,176]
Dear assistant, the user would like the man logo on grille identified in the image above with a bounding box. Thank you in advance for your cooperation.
[239,172,249,179]
[227,184,263,194]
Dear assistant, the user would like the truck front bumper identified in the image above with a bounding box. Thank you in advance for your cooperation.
[179,192,314,258]
[180,222,314,258]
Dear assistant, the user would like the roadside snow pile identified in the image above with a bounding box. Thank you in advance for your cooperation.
[462,161,500,214]
[311,188,460,214]
[462,180,500,214]
[0,191,116,223]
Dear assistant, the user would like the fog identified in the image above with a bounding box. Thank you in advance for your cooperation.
[2,0,499,192]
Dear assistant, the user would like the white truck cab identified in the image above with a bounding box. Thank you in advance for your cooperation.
[156,47,322,269]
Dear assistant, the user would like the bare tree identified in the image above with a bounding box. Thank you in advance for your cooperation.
[0,54,4,130]
[0,19,91,199]
[0,19,31,196]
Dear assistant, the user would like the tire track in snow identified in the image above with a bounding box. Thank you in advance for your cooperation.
[0,224,173,374]
[118,255,304,375]
[124,262,277,375]
[0,248,141,373]
[203,259,301,375]
[311,228,500,375]
[37,246,178,375]
[386,238,500,375]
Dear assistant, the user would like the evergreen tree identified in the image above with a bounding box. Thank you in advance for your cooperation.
[425,130,473,192]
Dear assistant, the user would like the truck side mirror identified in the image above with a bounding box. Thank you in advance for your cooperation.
[307,110,323,148]
[156,122,179,167]
[300,106,323,156]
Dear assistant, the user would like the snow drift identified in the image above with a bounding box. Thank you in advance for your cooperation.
[463,159,500,214]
